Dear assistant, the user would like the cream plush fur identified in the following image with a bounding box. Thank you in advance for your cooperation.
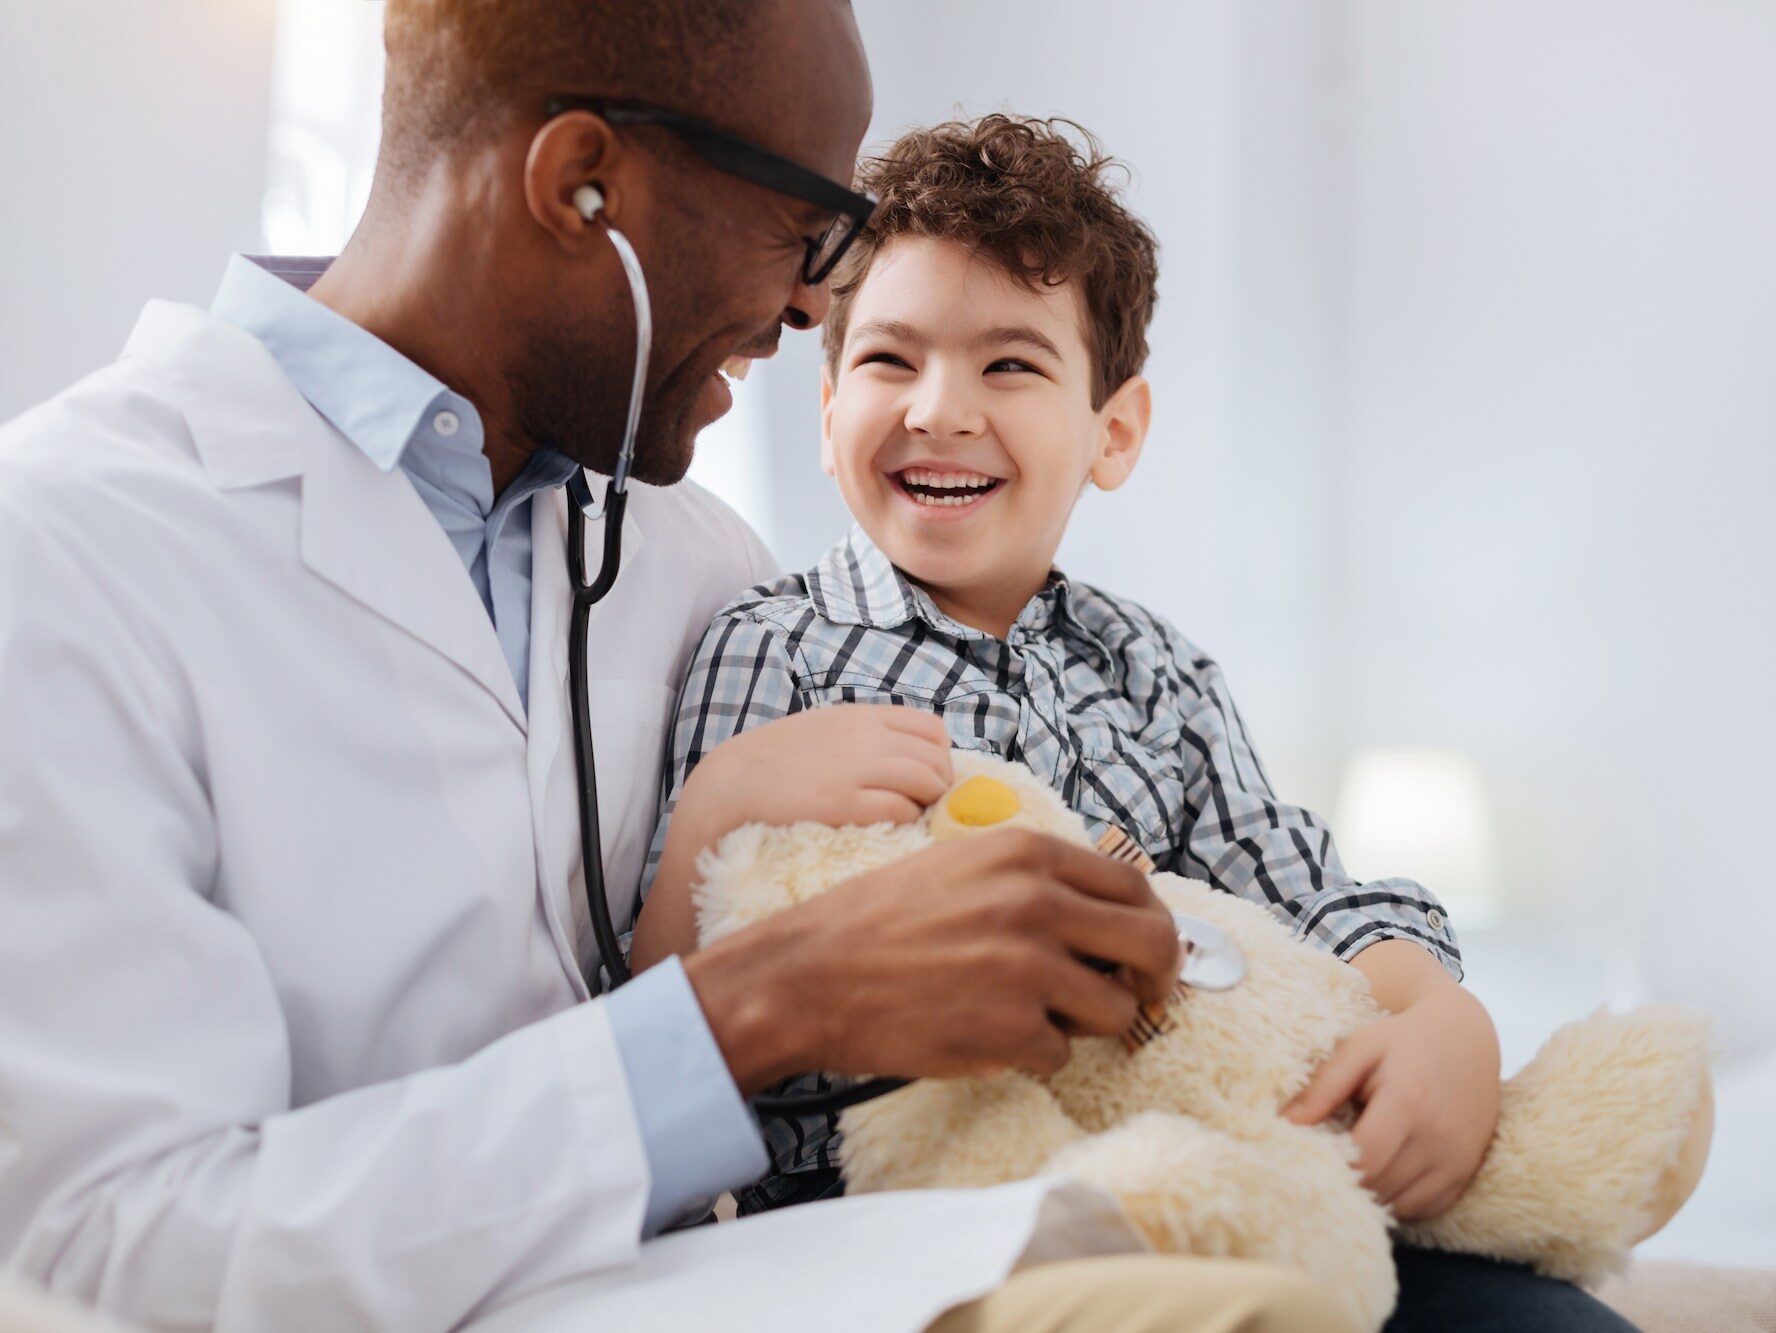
[693,753,1715,1331]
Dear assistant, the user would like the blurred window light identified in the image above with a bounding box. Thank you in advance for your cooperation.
[1334,746,1502,930]
[262,0,386,253]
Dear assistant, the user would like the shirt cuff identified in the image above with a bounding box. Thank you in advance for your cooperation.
[1298,878,1465,982]
[605,956,769,1234]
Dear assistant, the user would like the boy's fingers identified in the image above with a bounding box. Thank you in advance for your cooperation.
[1367,1136,1426,1203]
[1350,1089,1414,1189]
[1388,1166,1450,1221]
[882,706,951,747]
[887,732,954,787]
[867,756,952,807]
[852,790,926,826]
[1283,1034,1378,1125]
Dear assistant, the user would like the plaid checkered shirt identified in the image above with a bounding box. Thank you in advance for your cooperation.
[641,526,1461,1213]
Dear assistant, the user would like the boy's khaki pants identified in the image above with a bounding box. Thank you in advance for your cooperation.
[929,1254,1359,1333]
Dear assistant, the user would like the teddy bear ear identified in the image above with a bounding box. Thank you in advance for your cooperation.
[928,753,1092,846]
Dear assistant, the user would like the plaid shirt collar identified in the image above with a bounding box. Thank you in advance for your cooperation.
[806,525,1107,653]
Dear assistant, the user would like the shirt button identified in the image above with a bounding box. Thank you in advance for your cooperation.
[1427,909,1446,931]
[433,409,461,437]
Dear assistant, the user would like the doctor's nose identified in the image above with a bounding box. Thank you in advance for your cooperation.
[782,270,833,331]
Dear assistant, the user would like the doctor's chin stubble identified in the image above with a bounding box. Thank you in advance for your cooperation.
[512,309,703,486]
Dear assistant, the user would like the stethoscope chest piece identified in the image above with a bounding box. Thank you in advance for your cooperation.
[1172,912,1246,990]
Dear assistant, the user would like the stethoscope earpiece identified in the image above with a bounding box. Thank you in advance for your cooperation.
[573,183,606,222]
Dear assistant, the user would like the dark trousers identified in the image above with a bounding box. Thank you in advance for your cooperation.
[1384,1245,1639,1332]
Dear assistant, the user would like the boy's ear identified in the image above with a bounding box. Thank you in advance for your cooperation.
[819,363,837,477]
[1089,375,1151,492]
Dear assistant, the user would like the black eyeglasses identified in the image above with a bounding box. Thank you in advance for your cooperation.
[545,96,876,287]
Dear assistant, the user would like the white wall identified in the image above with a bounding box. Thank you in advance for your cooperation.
[0,0,278,417]
[1336,0,1776,1053]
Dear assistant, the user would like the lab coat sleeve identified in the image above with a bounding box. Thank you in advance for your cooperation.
[0,502,649,1331]
[605,957,769,1233]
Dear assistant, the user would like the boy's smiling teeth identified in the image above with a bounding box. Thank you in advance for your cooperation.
[896,467,1002,507]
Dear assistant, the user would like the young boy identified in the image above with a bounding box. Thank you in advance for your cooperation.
[633,116,1496,1226]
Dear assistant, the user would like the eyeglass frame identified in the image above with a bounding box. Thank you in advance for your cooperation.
[543,95,876,287]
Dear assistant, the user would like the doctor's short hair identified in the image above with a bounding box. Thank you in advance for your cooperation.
[379,0,760,178]
[822,115,1161,410]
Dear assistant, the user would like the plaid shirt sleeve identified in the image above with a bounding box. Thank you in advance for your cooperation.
[638,607,803,908]
[1154,622,1463,981]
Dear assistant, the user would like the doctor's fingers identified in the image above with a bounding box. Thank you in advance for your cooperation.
[1040,954,1143,1038]
[998,834,1168,914]
[1045,896,1184,1006]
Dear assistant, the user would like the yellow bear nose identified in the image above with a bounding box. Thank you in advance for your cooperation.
[945,776,1022,827]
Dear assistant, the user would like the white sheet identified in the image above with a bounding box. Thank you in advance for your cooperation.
[464,1177,1147,1333]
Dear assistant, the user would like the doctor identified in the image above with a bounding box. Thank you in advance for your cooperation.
[0,2,1347,1330]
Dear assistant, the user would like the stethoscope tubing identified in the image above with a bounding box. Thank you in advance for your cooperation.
[570,210,905,1114]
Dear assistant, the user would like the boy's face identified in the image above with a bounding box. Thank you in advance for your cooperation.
[821,237,1148,611]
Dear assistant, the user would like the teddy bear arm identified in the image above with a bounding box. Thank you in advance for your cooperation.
[1397,1005,1714,1287]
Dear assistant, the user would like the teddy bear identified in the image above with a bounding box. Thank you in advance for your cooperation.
[691,751,1715,1331]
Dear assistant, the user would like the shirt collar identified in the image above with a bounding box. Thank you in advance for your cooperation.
[209,254,484,477]
[807,525,1104,651]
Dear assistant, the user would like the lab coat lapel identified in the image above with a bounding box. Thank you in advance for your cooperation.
[129,300,528,732]
[526,487,587,990]
[297,424,527,732]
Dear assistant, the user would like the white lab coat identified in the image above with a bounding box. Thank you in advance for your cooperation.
[0,298,779,1328]
[0,297,1141,1333]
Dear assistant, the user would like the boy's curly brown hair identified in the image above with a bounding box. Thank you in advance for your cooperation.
[823,114,1160,409]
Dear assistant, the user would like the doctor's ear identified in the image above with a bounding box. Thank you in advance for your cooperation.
[1088,375,1152,493]
[523,110,631,248]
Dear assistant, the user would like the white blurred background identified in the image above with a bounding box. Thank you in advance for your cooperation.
[2,0,1772,1268]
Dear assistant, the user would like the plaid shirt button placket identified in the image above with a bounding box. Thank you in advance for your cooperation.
[639,526,1463,1197]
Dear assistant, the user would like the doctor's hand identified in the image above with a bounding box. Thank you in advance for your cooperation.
[681,829,1184,1095]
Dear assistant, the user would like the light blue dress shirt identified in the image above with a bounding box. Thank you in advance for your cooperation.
[212,255,766,1234]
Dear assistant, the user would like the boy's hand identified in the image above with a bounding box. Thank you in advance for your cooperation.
[632,705,952,975]
[1284,976,1501,1220]
[676,703,953,850]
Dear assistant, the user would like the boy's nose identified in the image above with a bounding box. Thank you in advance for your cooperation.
[903,366,985,439]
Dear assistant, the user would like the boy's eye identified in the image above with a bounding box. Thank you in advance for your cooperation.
[986,358,1039,375]
[857,351,912,370]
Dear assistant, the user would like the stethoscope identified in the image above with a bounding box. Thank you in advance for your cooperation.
[563,188,1244,1120]
[563,188,904,1115]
